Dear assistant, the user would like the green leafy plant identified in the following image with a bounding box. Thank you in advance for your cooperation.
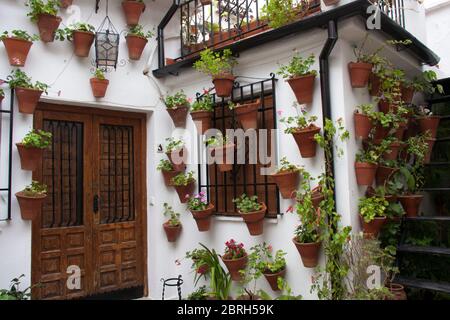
[20,129,52,149]
[165,137,184,153]
[193,48,237,77]
[359,196,389,223]
[222,239,246,260]
[261,0,300,29]
[7,69,49,93]
[187,191,208,211]
[156,159,173,172]
[93,68,106,80]
[355,144,383,165]
[0,88,5,98]
[205,133,230,147]
[185,247,210,285]
[248,243,286,274]
[411,70,444,95]
[172,171,195,186]
[126,24,155,39]
[233,194,262,213]
[1,30,39,42]
[277,53,317,79]
[187,286,208,300]
[280,110,318,134]
[191,93,214,112]
[56,22,95,41]
[22,181,47,197]
[0,275,34,300]
[164,90,190,109]
[163,203,181,227]
[315,118,350,158]
[276,156,302,173]
[26,0,59,22]
[356,104,377,118]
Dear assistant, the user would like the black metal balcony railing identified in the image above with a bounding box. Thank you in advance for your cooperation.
[377,0,405,28]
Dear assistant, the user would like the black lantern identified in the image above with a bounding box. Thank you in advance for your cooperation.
[95,0,119,69]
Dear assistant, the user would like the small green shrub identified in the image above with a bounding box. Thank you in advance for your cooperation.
[21,129,52,149]
[233,194,262,213]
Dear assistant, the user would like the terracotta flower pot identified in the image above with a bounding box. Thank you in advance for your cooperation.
[240,203,267,236]
[360,216,386,237]
[90,78,109,98]
[221,254,248,281]
[200,0,212,5]
[311,190,325,209]
[212,144,235,172]
[394,122,407,140]
[291,125,321,158]
[16,143,44,171]
[37,14,62,43]
[383,141,401,161]
[286,73,316,104]
[166,148,187,172]
[174,182,196,203]
[126,35,148,60]
[270,170,300,199]
[163,222,182,242]
[190,203,214,232]
[417,116,440,139]
[161,169,182,187]
[376,165,398,186]
[401,86,415,104]
[398,194,424,217]
[72,30,95,57]
[323,0,340,5]
[424,138,436,164]
[234,99,260,130]
[355,162,378,186]
[15,192,47,220]
[369,73,381,96]
[373,124,390,140]
[191,110,212,135]
[378,99,395,114]
[388,283,407,300]
[15,87,43,114]
[366,186,397,203]
[59,0,73,8]
[292,239,321,268]
[354,111,374,139]
[122,1,146,26]
[166,106,189,127]
[212,74,235,98]
[2,38,33,67]
[348,62,373,88]
[263,268,286,291]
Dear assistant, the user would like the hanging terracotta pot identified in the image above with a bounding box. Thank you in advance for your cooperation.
[15,192,47,220]
[90,78,109,98]
[424,138,436,164]
[72,30,95,57]
[190,203,214,232]
[174,181,196,203]
[286,73,316,104]
[212,144,235,172]
[376,166,398,186]
[263,268,286,291]
[200,0,212,5]
[378,99,396,114]
[15,87,43,114]
[366,187,397,203]
[373,124,390,140]
[234,99,260,130]
[37,14,62,43]
[369,73,382,96]
[383,141,401,161]
[240,203,266,236]
[2,37,33,67]
[161,169,183,187]
[348,62,373,88]
[311,189,325,209]
[166,106,189,127]
[191,110,212,135]
[401,86,415,104]
[417,116,440,139]
[166,148,187,172]
[212,73,235,98]
[355,162,378,186]
[387,283,407,300]
[360,216,386,237]
[163,222,182,242]
[291,125,321,158]
[59,0,73,8]
[221,254,248,281]
[394,122,407,140]
[16,144,44,171]
[126,35,148,60]
[323,0,340,5]
[398,194,424,217]
[354,111,374,139]
[292,239,321,268]
[122,1,146,26]
[270,170,300,199]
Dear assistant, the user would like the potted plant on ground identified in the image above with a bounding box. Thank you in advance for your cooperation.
[1,30,39,67]
[205,134,235,172]
[270,157,302,199]
[157,159,181,187]
[187,191,214,231]
[280,110,320,158]
[26,0,62,43]
[190,93,214,134]
[220,239,248,281]
[249,243,287,291]
[90,68,109,98]
[354,104,376,140]
[125,25,154,60]
[122,0,146,26]
[60,23,95,57]
[233,194,267,236]
[355,143,382,186]
[15,181,47,220]
[359,196,388,237]
[7,69,49,114]
[16,129,52,171]
[163,91,191,127]
[162,203,182,242]
[228,99,260,130]
[172,171,196,203]
[277,53,317,104]
[193,48,237,98]
[414,105,440,139]
[165,137,187,172]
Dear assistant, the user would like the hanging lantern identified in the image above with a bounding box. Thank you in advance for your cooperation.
[95,0,119,69]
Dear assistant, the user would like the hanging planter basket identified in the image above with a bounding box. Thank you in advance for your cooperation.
[212,73,235,98]
[240,203,267,236]
[221,254,248,281]
[122,1,146,26]
[354,111,374,140]
[382,141,401,161]
[348,62,373,88]
[234,99,260,130]
[369,73,382,96]
[15,192,47,220]
[37,13,62,43]
[417,116,440,139]
[174,182,196,203]
[291,125,321,158]
[263,268,286,291]
[126,35,148,60]
[90,78,109,98]
[167,106,189,127]
[360,216,386,237]
[286,73,316,104]
[292,239,321,268]
[355,162,378,186]
[270,170,300,199]
[15,87,43,114]
[166,148,187,172]
[398,194,424,217]
[73,31,95,57]
[212,144,235,172]
[191,110,212,135]
[161,169,182,187]
[163,222,182,242]
[190,204,215,232]
[2,37,33,67]
[424,138,436,164]
[401,85,415,104]
[16,144,44,171]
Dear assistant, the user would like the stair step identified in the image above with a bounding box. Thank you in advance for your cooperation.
[397,245,450,256]
[394,276,450,294]
[420,188,450,192]
[405,216,450,222]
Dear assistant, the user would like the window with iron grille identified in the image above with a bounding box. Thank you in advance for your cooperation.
[197,75,280,218]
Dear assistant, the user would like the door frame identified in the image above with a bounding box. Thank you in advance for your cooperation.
[31,102,148,299]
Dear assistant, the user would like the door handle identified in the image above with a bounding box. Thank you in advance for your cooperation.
[93,195,100,214]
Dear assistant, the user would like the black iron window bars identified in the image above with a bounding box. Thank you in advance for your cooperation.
[0,88,14,221]
[196,74,280,218]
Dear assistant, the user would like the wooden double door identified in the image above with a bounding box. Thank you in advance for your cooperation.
[31,104,147,300]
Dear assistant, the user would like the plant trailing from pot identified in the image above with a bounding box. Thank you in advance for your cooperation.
[163,90,191,127]
[277,52,317,104]
[354,104,377,139]
[15,180,47,220]
[0,275,35,300]
[187,191,214,232]
[355,143,382,186]
[249,243,287,291]
[26,0,62,43]
[157,159,180,187]
[122,0,146,26]
[414,105,440,139]
[1,30,39,67]
[90,68,109,98]
[233,194,267,236]
[59,22,95,57]
[190,92,214,134]
[256,278,303,300]
[411,70,444,96]
[7,69,49,114]
[270,157,303,199]
[205,133,235,172]
[16,129,52,171]
[193,48,237,98]
[125,24,154,60]
[165,137,187,171]
[359,196,388,237]
[185,247,210,285]
[220,239,248,282]
[162,203,182,242]
[228,99,261,130]
[172,171,196,203]
[280,110,320,158]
